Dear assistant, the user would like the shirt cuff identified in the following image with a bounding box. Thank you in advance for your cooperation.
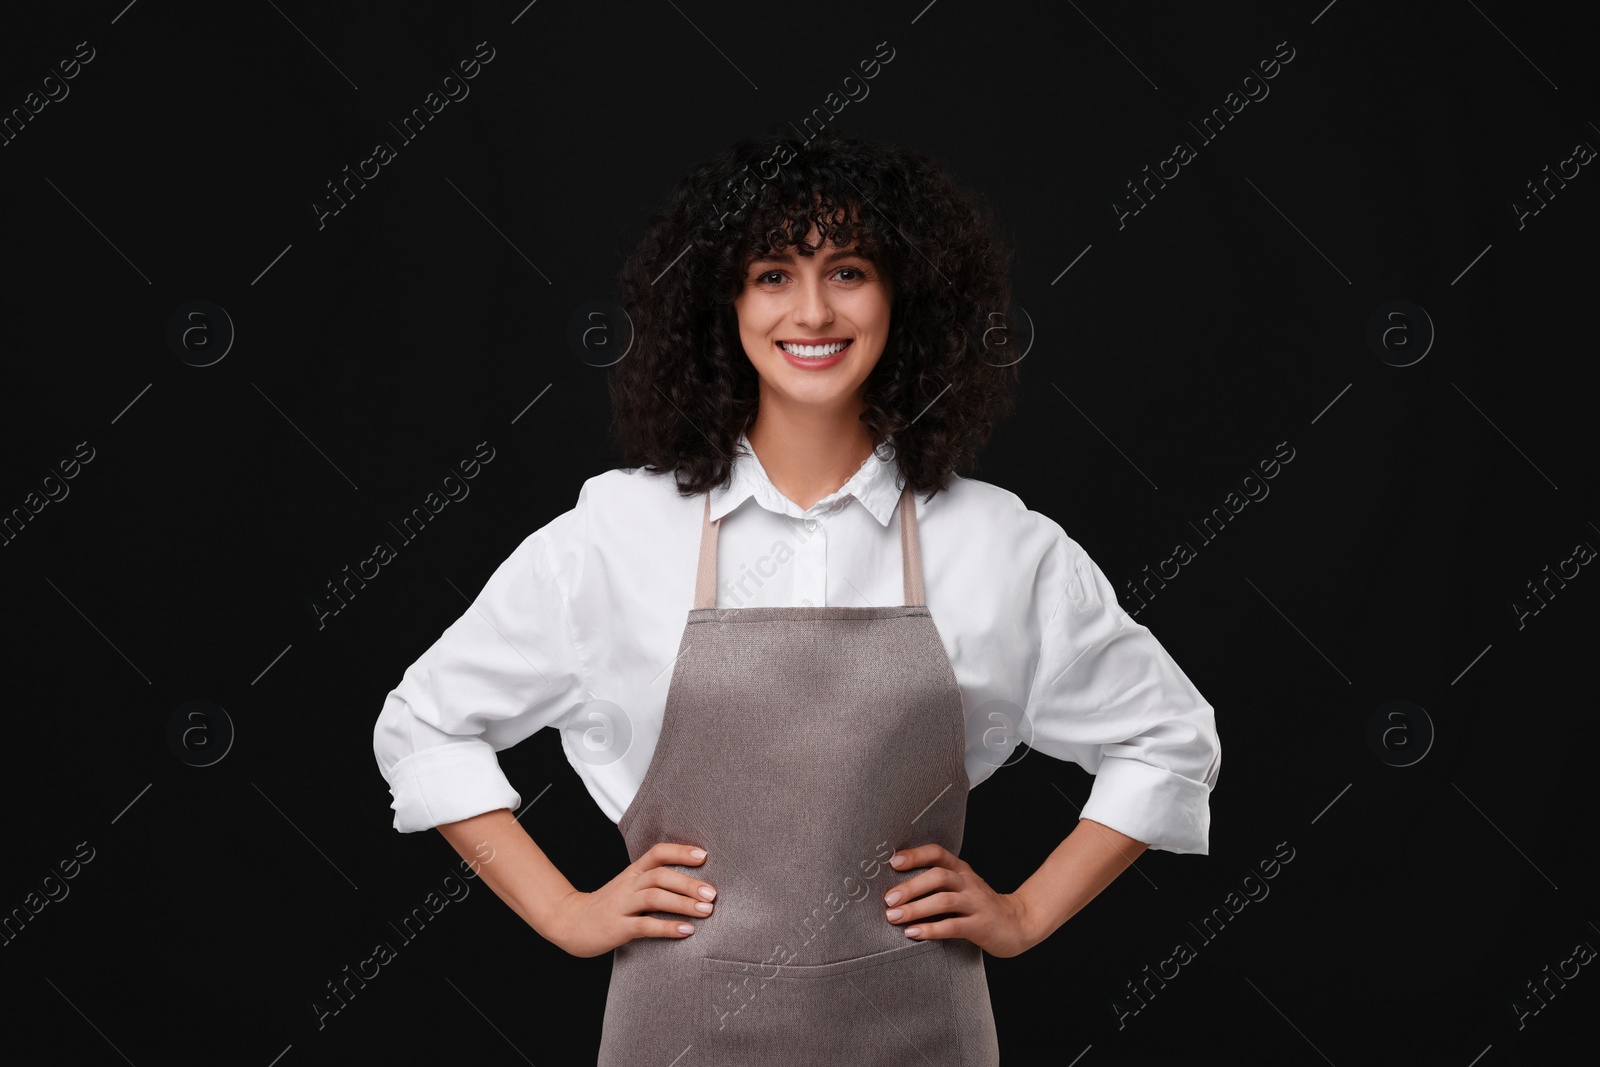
[384,740,523,833]
[1079,755,1212,855]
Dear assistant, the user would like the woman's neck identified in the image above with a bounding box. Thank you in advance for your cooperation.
[745,406,877,512]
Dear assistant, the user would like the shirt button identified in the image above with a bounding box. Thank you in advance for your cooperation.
[804,519,818,532]
[801,598,813,607]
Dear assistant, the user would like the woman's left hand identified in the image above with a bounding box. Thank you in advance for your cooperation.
[881,844,1040,958]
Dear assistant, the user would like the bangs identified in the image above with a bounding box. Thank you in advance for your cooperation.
[724,164,889,271]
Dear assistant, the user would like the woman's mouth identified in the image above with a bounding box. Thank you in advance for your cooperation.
[776,339,851,369]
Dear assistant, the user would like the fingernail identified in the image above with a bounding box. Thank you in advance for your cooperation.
[690,848,707,860]
[889,854,905,867]
[905,927,921,938]
[696,901,713,914]
[886,908,903,921]
[699,886,717,901]
[678,923,694,934]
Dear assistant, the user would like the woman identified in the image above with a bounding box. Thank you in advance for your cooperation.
[373,130,1220,1064]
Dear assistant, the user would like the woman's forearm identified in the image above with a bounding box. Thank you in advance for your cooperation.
[436,807,577,939]
[1014,818,1149,948]
[438,810,718,958]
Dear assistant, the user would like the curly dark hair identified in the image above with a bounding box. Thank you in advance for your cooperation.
[608,128,1019,501]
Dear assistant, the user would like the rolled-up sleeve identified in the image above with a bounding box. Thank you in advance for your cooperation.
[1022,536,1220,855]
[373,525,588,833]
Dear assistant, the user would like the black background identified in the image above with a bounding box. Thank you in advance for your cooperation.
[3,1,1595,1064]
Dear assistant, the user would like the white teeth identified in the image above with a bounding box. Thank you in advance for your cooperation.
[779,341,847,358]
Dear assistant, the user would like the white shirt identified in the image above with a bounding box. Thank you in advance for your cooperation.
[373,434,1220,854]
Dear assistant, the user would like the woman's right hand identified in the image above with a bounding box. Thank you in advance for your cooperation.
[545,842,717,958]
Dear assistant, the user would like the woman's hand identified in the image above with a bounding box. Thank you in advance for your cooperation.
[544,842,717,958]
[881,844,1040,958]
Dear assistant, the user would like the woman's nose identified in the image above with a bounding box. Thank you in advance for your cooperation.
[793,277,833,325]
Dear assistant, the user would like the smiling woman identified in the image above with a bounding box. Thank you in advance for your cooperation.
[374,129,1220,1066]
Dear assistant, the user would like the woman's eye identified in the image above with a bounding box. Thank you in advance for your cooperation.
[752,267,867,284]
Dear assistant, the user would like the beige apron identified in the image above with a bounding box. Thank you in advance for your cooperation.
[598,483,1000,1065]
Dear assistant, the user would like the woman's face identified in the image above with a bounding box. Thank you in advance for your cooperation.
[733,224,892,421]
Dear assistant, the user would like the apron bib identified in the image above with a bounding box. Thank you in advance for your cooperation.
[598,483,1000,1065]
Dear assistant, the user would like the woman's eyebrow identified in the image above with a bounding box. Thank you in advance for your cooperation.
[748,247,872,265]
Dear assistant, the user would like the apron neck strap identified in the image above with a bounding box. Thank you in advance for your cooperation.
[694,484,924,609]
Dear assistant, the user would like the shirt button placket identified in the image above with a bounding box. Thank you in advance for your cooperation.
[798,515,826,607]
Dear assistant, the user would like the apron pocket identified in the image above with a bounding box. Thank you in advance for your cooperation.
[697,939,961,1066]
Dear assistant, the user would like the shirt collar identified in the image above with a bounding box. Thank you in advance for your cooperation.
[708,432,903,526]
